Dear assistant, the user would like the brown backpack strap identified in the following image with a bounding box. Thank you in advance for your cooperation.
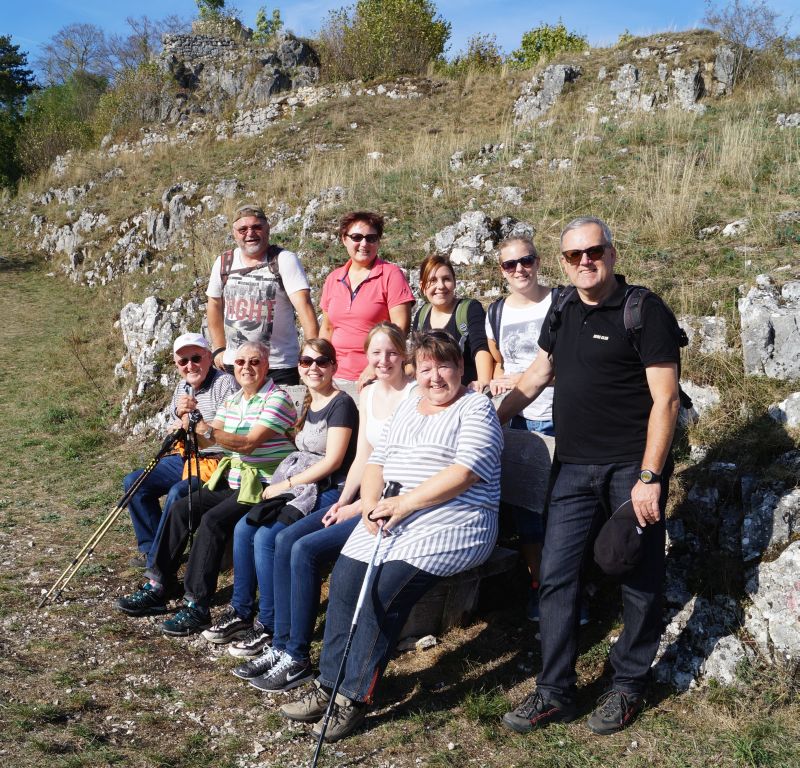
[220,246,284,290]
[219,249,235,290]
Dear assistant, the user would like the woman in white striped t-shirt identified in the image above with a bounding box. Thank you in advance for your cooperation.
[281,330,503,742]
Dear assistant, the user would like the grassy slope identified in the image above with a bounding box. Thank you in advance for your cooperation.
[1,29,799,767]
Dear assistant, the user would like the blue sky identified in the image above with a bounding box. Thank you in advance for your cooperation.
[5,0,800,75]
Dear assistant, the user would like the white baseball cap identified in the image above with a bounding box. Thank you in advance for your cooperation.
[173,332,211,354]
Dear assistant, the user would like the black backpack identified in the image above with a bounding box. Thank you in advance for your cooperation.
[546,284,693,410]
[487,288,560,348]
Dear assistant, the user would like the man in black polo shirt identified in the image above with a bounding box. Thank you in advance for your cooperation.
[497,216,681,735]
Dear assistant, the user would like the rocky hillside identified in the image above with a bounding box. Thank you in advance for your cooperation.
[2,26,799,696]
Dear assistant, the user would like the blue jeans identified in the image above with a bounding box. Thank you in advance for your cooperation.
[272,506,360,661]
[231,487,341,628]
[124,453,184,553]
[537,459,670,702]
[509,414,555,437]
[318,554,439,703]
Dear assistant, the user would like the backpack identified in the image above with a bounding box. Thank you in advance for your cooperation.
[219,244,284,291]
[415,298,474,352]
[547,284,693,410]
[487,287,560,348]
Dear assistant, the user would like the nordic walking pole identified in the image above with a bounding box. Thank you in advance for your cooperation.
[310,481,401,768]
[37,427,186,609]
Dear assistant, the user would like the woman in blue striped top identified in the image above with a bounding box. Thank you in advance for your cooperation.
[281,330,503,742]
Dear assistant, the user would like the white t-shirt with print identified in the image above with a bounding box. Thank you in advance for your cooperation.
[207,247,310,369]
[485,299,554,422]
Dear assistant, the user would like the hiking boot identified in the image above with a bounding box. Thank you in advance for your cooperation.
[280,680,330,723]
[228,621,272,658]
[502,689,577,733]
[249,654,313,692]
[310,694,367,742]
[201,606,252,644]
[587,689,643,735]
[115,583,167,616]
[526,584,540,622]
[161,601,211,637]
[128,553,147,568]
[231,646,283,680]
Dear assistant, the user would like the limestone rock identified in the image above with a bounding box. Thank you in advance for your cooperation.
[713,45,735,95]
[745,541,800,665]
[777,113,800,129]
[738,275,800,379]
[742,486,800,562]
[671,62,705,111]
[769,392,800,428]
[679,315,730,355]
[513,64,582,124]
[700,635,755,686]
[431,211,494,265]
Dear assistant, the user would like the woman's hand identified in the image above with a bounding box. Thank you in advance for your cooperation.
[366,495,411,534]
[262,482,290,500]
[468,380,490,394]
[322,499,361,527]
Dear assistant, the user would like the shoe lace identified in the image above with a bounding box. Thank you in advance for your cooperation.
[238,623,265,645]
[597,690,628,717]
[214,605,239,629]
[517,690,546,718]
[265,652,294,679]
[249,646,281,672]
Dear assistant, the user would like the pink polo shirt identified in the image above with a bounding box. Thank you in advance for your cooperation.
[321,258,414,380]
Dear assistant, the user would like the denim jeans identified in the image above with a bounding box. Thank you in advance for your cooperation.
[509,414,555,437]
[124,453,184,553]
[318,554,439,703]
[145,485,251,606]
[231,487,342,628]
[145,476,199,570]
[272,506,360,661]
[537,459,671,702]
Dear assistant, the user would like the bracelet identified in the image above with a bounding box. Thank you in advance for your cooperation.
[287,476,293,488]
[212,347,226,358]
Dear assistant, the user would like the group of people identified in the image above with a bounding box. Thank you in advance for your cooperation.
[113,206,682,742]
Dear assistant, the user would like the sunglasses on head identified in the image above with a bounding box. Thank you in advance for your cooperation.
[234,357,263,367]
[345,232,380,243]
[176,354,204,367]
[561,244,607,265]
[500,254,537,272]
[298,355,334,369]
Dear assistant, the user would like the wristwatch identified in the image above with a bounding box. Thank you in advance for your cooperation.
[639,469,661,484]
[202,425,214,440]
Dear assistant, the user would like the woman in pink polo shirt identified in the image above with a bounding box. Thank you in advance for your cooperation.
[319,211,414,387]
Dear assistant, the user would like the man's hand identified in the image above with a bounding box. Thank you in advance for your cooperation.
[175,394,198,418]
[630,480,661,526]
[213,351,226,371]
[489,373,521,397]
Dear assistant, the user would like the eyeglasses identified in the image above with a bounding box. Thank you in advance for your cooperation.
[235,225,265,235]
[176,354,204,367]
[298,355,334,369]
[500,254,537,272]
[234,357,263,367]
[561,244,607,265]
[345,232,380,244]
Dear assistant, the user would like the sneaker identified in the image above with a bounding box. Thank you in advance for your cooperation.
[249,654,313,692]
[310,693,367,742]
[280,680,331,723]
[587,690,643,735]
[161,601,211,637]
[202,606,252,644]
[526,585,540,622]
[228,621,272,658]
[232,646,283,680]
[115,583,167,616]
[501,689,577,733]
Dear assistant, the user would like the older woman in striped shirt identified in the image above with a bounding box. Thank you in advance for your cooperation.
[281,330,503,741]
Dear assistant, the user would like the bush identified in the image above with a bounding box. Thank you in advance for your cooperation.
[16,73,106,176]
[510,21,588,68]
[92,63,168,137]
[440,33,503,77]
[253,7,283,44]
[317,0,451,81]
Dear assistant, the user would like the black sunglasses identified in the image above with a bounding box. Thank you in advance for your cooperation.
[298,355,334,369]
[176,354,204,366]
[561,244,607,265]
[345,233,380,243]
[234,357,263,367]
[500,254,537,272]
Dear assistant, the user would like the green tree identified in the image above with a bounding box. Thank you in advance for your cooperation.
[444,33,503,75]
[254,7,283,43]
[510,21,588,68]
[196,0,226,20]
[318,0,450,81]
[0,36,36,189]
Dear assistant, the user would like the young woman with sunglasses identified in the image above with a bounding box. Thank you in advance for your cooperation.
[231,322,416,692]
[319,211,414,393]
[209,339,359,659]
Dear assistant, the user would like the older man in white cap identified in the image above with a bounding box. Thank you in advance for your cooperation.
[123,333,237,568]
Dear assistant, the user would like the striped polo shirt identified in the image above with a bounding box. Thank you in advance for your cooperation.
[214,379,296,489]
[341,390,502,576]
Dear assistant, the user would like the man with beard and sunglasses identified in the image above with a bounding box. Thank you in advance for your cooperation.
[122,333,236,569]
[497,216,681,736]
[207,204,319,385]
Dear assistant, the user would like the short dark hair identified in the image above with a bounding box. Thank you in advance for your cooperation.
[338,210,385,239]
[419,254,456,291]
[409,330,462,368]
[301,337,337,363]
